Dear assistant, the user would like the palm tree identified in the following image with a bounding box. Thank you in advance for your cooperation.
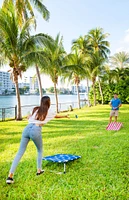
[2,0,50,98]
[25,37,53,98]
[36,65,43,97]
[110,51,129,69]
[101,64,115,84]
[111,67,129,82]
[2,0,50,27]
[72,36,92,106]
[95,64,111,104]
[86,28,110,105]
[87,27,110,58]
[0,52,7,66]
[109,51,129,84]
[62,50,87,109]
[40,34,66,113]
[97,65,111,105]
[0,4,50,119]
[72,36,92,54]
[87,52,105,105]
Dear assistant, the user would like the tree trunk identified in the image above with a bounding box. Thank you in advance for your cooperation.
[15,80,22,120]
[86,78,90,106]
[54,82,59,113]
[76,83,81,109]
[36,65,43,98]
[98,79,104,105]
[92,80,96,106]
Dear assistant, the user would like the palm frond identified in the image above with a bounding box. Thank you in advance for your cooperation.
[31,0,50,21]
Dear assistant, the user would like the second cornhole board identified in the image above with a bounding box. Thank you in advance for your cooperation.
[106,122,123,131]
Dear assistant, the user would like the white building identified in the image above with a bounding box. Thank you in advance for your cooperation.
[71,84,87,94]
[0,71,13,94]
[29,77,38,93]
[18,82,30,88]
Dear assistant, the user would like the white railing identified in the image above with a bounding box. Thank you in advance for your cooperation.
[0,100,87,121]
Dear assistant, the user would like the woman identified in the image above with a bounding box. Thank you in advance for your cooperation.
[6,96,69,184]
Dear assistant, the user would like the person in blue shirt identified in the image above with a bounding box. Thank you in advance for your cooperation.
[109,93,122,123]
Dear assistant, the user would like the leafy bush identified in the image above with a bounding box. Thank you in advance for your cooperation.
[89,79,129,104]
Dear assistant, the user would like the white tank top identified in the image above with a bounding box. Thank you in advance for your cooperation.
[28,108,56,125]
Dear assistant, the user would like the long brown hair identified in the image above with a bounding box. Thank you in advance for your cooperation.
[32,96,50,121]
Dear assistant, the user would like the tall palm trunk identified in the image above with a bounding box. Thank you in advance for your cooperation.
[76,83,81,109]
[15,79,22,120]
[86,78,90,106]
[92,78,96,106]
[36,65,43,98]
[98,79,104,104]
[54,82,59,113]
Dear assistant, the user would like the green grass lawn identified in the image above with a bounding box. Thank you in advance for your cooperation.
[0,105,129,200]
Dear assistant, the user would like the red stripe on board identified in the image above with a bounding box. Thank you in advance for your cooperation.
[106,122,123,131]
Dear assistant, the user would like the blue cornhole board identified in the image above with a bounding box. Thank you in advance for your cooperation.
[42,154,81,173]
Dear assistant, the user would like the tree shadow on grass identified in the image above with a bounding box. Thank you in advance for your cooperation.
[1,113,126,143]
[0,129,23,135]
[0,136,21,153]
[43,119,108,137]
[1,128,128,200]
[82,113,108,118]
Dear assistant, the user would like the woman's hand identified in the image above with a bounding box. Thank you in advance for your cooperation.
[65,114,70,118]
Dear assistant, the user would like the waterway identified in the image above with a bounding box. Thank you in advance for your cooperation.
[0,94,87,119]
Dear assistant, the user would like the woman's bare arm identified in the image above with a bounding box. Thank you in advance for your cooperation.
[27,114,32,119]
[55,114,69,118]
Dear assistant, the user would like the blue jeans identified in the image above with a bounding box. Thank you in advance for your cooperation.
[10,123,42,173]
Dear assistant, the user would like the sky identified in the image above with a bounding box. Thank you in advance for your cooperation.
[33,0,129,54]
[1,0,129,87]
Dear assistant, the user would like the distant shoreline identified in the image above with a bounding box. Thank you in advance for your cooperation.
[0,93,82,97]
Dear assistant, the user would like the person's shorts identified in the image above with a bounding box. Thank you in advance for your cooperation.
[110,110,119,117]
